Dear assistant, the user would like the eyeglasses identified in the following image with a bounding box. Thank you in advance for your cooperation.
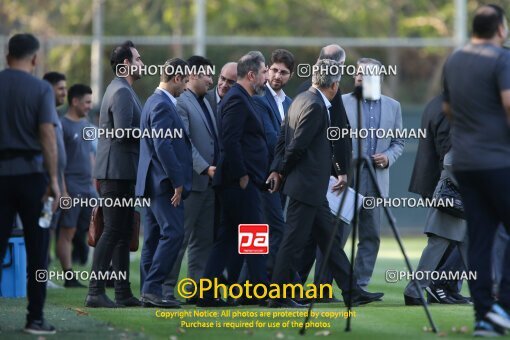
[219,75,236,86]
[269,67,291,76]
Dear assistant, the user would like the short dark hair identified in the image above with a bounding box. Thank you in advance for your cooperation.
[110,40,135,73]
[472,4,506,39]
[43,72,66,85]
[161,58,189,83]
[67,84,92,106]
[8,33,40,59]
[237,51,265,79]
[270,49,295,72]
[186,55,214,75]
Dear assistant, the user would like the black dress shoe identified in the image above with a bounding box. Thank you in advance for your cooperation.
[196,298,229,307]
[294,297,313,304]
[141,294,181,308]
[237,296,265,306]
[347,290,384,306]
[315,296,343,303]
[267,298,309,308]
[448,291,472,304]
[116,296,142,307]
[404,294,424,306]
[85,293,121,308]
[184,297,198,305]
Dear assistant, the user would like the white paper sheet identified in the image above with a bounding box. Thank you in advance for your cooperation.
[327,176,364,224]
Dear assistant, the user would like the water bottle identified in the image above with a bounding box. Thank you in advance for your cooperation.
[39,197,54,229]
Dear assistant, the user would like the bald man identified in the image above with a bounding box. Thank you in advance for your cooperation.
[206,62,237,116]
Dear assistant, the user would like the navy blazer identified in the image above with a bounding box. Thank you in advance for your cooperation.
[135,89,192,198]
[213,83,269,188]
[253,88,292,164]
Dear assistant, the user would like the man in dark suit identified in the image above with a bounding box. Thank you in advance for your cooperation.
[253,49,294,277]
[205,61,238,240]
[136,58,192,308]
[267,59,383,308]
[296,45,351,296]
[205,62,237,116]
[408,94,450,199]
[86,41,143,308]
[163,55,217,302]
[197,51,269,307]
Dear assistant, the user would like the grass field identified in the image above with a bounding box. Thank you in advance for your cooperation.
[0,236,478,339]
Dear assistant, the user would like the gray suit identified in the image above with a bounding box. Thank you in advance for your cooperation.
[342,93,404,287]
[94,77,142,180]
[404,151,468,298]
[163,89,218,298]
[205,87,220,118]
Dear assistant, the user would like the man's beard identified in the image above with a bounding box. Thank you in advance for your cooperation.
[252,82,265,96]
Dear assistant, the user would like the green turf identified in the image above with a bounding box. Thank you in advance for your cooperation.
[0,236,478,339]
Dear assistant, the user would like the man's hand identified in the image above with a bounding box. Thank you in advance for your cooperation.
[240,175,250,189]
[171,186,183,207]
[207,166,216,179]
[42,177,61,212]
[372,153,389,169]
[331,174,347,195]
[266,172,282,193]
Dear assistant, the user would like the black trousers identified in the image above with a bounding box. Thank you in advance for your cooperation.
[297,217,347,285]
[88,179,134,297]
[0,173,48,322]
[202,182,267,289]
[272,198,355,296]
[455,167,510,320]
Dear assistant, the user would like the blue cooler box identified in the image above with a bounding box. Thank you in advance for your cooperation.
[1,236,27,298]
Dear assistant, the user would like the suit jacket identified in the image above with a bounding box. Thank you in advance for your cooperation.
[205,87,219,117]
[135,89,192,198]
[176,89,218,192]
[271,87,332,207]
[408,94,451,198]
[213,83,268,188]
[343,93,405,197]
[94,77,142,180]
[253,89,291,164]
[297,79,351,176]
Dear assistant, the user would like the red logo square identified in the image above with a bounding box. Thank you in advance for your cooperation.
[238,224,269,254]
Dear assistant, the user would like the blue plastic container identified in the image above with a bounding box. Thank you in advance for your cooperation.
[0,236,27,297]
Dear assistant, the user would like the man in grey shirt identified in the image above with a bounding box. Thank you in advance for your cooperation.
[43,72,67,198]
[443,4,510,336]
[0,33,60,335]
[57,84,95,288]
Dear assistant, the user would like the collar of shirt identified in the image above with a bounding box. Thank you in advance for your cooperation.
[215,87,221,104]
[266,83,286,103]
[313,86,332,111]
[188,89,204,101]
[363,98,380,104]
[157,87,177,106]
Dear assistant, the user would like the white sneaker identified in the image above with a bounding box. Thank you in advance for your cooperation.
[46,280,63,289]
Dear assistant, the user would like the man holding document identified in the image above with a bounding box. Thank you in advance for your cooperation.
[267,59,383,308]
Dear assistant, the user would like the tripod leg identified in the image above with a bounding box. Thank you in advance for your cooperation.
[362,157,439,333]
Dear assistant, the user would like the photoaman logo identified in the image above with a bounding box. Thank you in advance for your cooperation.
[238,224,269,254]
